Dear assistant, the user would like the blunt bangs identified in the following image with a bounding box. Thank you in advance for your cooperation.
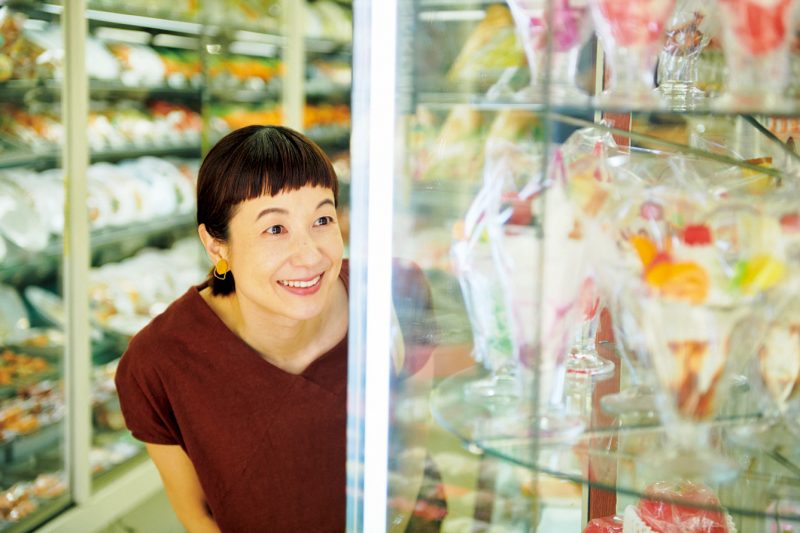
[226,126,338,204]
[197,125,339,241]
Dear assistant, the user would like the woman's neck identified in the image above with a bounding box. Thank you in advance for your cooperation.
[202,280,348,374]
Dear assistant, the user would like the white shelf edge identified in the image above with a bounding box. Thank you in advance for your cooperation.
[37,460,163,533]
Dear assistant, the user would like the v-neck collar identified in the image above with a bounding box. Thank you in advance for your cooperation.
[188,261,349,387]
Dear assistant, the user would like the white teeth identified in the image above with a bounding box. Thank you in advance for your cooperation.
[279,275,321,288]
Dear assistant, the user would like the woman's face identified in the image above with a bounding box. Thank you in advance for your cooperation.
[225,185,344,323]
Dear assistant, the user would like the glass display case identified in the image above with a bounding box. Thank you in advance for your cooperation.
[348,1,800,532]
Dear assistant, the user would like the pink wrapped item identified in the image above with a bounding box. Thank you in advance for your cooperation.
[623,481,736,532]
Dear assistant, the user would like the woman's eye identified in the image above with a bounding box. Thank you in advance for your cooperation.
[265,225,285,235]
[314,216,334,226]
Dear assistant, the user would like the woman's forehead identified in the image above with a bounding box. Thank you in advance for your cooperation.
[232,185,335,215]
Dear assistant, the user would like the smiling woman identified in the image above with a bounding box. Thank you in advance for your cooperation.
[112,125,355,532]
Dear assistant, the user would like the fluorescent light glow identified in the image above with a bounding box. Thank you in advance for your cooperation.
[95,27,152,45]
[229,41,279,57]
[361,0,397,530]
[418,9,486,21]
[41,3,203,34]
[151,33,200,49]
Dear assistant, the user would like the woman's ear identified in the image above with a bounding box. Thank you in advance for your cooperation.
[198,224,229,265]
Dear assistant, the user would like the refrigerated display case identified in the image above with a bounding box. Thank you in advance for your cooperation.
[348,1,800,532]
[0,0,352,530]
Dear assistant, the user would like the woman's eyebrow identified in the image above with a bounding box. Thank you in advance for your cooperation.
[255,199,334,221]
[255,207,288,221]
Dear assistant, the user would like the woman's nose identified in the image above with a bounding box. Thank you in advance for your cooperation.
[291,233,323,265]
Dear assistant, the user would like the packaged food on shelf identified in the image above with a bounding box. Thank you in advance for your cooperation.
[88,0,200,20]
[307,58,351,94]
[208,102,282,140]
[305,0,352,42]
[88,238,206,339]
[304,103,351,146]
[622,480,736,532]
[104,42,167,87]
[5,328,63,361]
[0,7,52,82]
[22,287,63,330]
[24,25,121,82]
[0,471,65,525]
[0,484,38,523]
[0,105,63,151]
[29,473,66,500]
[414,108,541,183]
[0,349,52,389]
[0,8,25,82]
[583,516,623,532]
[208,54,281,91]
[0,285,29,346]
[0,380,62,449]
[201,0,280,31]
[86,101,201,151]
[90,439,141,476]
[155,48,202,89]
[0,174,52,252]
[92,359,124,431]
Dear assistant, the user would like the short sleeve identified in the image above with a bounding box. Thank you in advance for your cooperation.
[114,339,182,447]
[391,259,438,378]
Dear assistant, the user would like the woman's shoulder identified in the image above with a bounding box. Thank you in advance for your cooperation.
[120,285,207,368]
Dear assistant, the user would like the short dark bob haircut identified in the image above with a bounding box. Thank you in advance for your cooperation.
[197,125,339,295]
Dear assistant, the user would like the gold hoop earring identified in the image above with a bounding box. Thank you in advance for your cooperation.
[214,259,229,280]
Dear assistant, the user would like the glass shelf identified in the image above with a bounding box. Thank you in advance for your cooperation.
[413,91,800,119]
[418,0,505,8]
[431,365,800,524]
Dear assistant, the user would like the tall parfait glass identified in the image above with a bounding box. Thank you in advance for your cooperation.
[451,140,545,406]
[588,0,676,107]
[638,294,751,482]
[505,0,594,105]
[714,0,798,111]
[629,198,786,482]
[452,139,585,442]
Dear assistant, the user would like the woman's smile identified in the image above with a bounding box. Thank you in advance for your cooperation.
[278,272,324,294]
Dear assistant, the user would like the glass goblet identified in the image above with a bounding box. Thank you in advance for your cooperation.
[588,0,676,108]
[638,293,752,483]
[452,231,522,406]
[566,276,616,379]
[597,275,658,417]
[505,0,593,105]
[714,0,798,112]
[656,0,715,110]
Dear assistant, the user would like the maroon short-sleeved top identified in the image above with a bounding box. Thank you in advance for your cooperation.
[115,263,350,532]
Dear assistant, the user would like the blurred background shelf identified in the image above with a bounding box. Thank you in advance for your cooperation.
[0,213,196,285]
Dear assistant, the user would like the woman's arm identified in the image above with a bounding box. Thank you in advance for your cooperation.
[145,443,222,533]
